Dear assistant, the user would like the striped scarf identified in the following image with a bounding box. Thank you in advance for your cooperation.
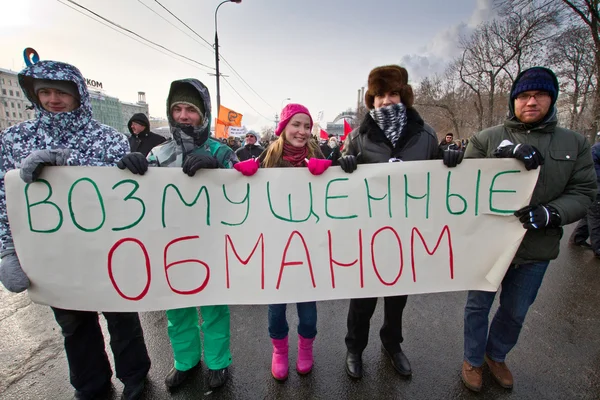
[369,103,407,147]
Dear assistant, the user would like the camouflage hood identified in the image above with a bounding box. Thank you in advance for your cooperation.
[18,60,93,137]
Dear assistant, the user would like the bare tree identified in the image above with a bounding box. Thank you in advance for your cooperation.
[547,25,597,130]
[456,6,560,129]
[497,0,600,133]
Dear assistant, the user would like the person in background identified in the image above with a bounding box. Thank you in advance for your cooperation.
[235,130,263,161]
[338,64,463,381]
[227,136,241,152]
[320,135,342,165]
[117,78,236,391]
[127,112,166,156]
[439,132,455,152]
[461,66,596,392]
[0,60,150,400]
[233,103,331,381]
[569,140,600,255]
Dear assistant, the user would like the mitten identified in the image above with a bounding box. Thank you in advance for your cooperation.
[234,158,260,176]
[514,204,561,229]
[117,152,149,175]
[443,149,464,168]
[20,149,71,183]
[0,251,30,293]
[182,153,219,176]
[307,158,332,176]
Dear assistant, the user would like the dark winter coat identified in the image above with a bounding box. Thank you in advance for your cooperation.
[465,66,596,264]
[236,144,264,161]
[320,143,342,166]
[127,113,166,157]
[342,107,438,163]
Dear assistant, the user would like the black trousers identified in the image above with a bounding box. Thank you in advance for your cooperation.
[571,199,600,254]
[345,295,408,355]
[52,308,151,396]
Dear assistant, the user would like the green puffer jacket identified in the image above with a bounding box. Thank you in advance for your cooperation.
[465,71,596,263]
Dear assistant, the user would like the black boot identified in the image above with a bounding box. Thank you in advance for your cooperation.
[165,366,197,389]
[121,379,145,400]
[382,345,412,376]
[345,351,363,379]
[208,367,229,389]
[73,383,112,400]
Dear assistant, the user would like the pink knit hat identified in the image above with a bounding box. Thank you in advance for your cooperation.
[275,103,313,136]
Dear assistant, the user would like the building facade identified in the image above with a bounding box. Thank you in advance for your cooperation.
[0,68,35,131]
[0,66,149,135]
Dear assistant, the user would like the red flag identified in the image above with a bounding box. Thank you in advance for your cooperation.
[320,129,329,140]
[342,119,352,140]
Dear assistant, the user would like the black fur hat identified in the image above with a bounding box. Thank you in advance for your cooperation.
[365,65,414,110]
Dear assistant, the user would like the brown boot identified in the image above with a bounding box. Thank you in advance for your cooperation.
[485,355,513,389]
[461,360,483,392]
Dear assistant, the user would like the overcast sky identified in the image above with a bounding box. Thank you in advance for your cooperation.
[0,0,493,131]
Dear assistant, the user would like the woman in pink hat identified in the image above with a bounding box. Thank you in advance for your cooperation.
[234,103,330,381]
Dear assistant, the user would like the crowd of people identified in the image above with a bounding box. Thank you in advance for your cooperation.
[0,59,597,400]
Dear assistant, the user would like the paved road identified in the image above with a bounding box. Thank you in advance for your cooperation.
[1,224,599,399]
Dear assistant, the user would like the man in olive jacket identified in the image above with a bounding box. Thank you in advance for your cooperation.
[460,67,596,392]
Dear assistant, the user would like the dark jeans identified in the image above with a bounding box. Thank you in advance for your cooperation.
[52,308,151,396]
[463,261,549,367]
[571,199,600,253]
[345,295,408,355]
[268,302,317,340]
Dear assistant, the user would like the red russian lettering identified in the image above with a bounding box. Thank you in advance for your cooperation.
[410,225,454,282]
[276,231,316,289]
[164,236,210,295]
[107,238,151,301]
[371,226,403,286]
[328,229,364,288]
[225,234,265,289]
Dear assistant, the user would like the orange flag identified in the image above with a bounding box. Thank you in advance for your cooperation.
[216,105,243,127]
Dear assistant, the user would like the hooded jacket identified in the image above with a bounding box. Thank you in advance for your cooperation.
[147,79,238,168]
[342,107,438,163]
[127,113,166,156]
[0,60,130,252]
[465,67,596,263]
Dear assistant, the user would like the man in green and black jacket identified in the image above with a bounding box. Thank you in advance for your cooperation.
[460,67,597,392]
[117,78,236,391]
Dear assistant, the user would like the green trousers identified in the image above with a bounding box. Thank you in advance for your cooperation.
[166,305,232,371]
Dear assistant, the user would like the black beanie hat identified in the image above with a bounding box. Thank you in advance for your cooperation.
[511,67,557,102]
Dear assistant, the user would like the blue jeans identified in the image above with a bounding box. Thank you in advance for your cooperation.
[464,261,549,367]
[268,302,317,340]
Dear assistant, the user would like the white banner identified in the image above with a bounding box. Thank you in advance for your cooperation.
[5,160,538,312]
[228,126,247,138]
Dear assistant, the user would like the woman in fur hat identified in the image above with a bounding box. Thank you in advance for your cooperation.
[338,65,463,380]
[233,103,331,381]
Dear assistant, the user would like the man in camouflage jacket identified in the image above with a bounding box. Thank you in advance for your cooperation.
[0,60,150,400]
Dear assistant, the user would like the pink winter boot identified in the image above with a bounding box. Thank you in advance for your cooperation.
[297,335,315,374]
[271,337,289,381]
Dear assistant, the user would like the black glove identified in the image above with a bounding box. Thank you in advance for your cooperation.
[494,143,544,170]
[339,153,360,173]
[117,153,149,175]
[182,153,219,176]
[514,204,561,229]
[443,149,464,168]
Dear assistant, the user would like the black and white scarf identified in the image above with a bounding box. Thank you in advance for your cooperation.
[369,103,407,147]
